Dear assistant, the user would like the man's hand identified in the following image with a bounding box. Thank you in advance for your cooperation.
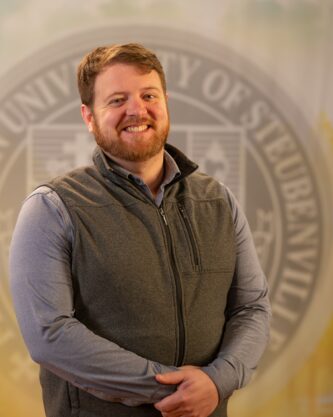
[154,366,219,417]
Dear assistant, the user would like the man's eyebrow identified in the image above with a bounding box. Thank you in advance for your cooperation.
[106,91,125,97]
[105,87,161,98]
[141,86,161,91]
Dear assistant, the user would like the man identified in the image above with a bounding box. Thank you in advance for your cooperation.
[10,43,271,417]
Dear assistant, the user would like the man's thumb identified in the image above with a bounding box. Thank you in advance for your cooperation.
[155,371,184,385]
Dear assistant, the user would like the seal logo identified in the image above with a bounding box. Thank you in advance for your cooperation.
[0,24,332,413]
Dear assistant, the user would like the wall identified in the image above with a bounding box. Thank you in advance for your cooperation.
[1,1,332,416]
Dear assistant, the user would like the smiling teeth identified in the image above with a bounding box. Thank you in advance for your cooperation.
[125,125,148,132]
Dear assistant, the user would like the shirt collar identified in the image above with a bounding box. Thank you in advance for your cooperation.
[102,149,181,189]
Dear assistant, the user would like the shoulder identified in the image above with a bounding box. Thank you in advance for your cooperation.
[183,171,230,202]
[183,173,248,228]
[12,185,74,246]
[28,186,73,232]
[27,185,66,210]
[48,165,99,189]
[46,165,105,207]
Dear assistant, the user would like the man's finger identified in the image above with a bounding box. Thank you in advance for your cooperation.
[155,368,219,416]
[154,389,183,412]
[155,370,185,385]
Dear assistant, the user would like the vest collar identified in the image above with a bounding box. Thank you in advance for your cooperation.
[92,144,198,185]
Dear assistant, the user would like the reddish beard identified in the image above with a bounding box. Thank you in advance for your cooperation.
[92,116,169,162]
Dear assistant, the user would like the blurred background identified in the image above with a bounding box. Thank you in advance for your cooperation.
[0,1,332,416]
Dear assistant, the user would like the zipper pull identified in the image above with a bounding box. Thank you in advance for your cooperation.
[178,204,186,217]
[179,204,190,222]
[159,207,168,226]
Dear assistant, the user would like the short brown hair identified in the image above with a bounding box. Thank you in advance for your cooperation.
[77,43,167,107]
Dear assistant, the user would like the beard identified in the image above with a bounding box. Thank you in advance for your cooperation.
[92,115,169,163]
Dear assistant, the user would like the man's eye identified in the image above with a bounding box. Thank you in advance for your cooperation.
[143,94,156,100]
[110,98,125,106]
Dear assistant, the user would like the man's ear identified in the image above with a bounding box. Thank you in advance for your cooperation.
[81,104,94,133]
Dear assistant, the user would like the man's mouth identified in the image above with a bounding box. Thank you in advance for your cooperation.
[123,124,150,133]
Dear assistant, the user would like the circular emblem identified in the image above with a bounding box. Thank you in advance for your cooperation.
[1,24,332,412]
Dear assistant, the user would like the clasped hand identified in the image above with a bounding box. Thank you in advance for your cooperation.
[154,366,219,417]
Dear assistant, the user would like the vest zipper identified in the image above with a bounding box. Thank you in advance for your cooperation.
[178,204,201,269]
[159,206,186,366]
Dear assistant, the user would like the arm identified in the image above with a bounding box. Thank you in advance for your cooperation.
[200,185,271,400]
[154,186,271,415]
[9,187,177,406]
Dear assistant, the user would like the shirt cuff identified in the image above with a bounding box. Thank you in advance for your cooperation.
[150,362,178,402]
[201,357,240,401]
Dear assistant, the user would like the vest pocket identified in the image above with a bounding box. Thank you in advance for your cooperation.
[177,203,201,271]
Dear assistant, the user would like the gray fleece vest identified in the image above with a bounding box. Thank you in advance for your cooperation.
[40,145,235,417]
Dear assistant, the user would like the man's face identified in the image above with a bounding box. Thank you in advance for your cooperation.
[82,63,170,162]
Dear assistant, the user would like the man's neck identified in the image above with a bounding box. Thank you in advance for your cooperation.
[109,150,165,198]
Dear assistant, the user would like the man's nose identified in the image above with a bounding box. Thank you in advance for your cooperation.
[126,97,148,117]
